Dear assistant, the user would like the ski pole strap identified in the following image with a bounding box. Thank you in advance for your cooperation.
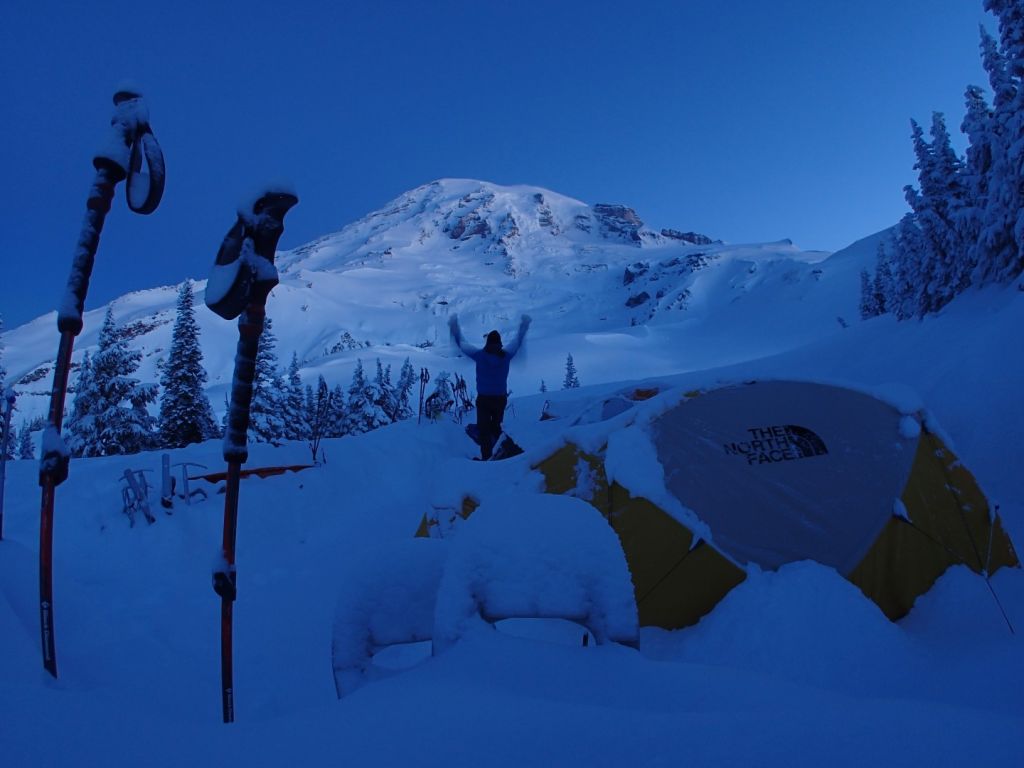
[206,190,298,320]
[57,89,165,336]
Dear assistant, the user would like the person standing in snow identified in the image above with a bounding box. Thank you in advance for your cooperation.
[448,313,531,460]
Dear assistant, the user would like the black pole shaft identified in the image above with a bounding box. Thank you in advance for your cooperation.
[220,460,241,723]
[218,302,267,723]
[38,164,121,679]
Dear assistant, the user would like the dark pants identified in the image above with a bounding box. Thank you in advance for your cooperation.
[476,394,507,460]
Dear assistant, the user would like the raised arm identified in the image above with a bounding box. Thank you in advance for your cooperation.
[504,314,531,358]
[448,314,478,356]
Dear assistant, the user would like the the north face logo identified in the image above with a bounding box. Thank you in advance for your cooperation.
[723,425,828,465]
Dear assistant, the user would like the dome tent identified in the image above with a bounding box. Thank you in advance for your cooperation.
[534,380,1019,629]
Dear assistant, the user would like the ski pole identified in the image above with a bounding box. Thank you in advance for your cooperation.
[418,367,429,425]
[0,387,16,540]
[38,88,165,678]
[206,188,298,723]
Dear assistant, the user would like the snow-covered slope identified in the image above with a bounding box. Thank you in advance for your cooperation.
[3,179,850,426]
[1,178,1022,765]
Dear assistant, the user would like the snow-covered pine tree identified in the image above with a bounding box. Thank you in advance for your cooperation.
[893,214,926,322]
[859,269,876,320]
[71,308,157,456]
[328,383,347,437]
[0,403,13,462]
[158,281,219,448]
[562,353,580,389]
[345,359,390,434]
[0,315,9,461]
[283,352,308,441]
[959,83,994,279]
[424,371,454,421]
[903,180,944,318]
[986,0,1024,281]
[17,421,35,460]
[65,351,98,455]
[343,360,372,435]
[904,116,964,315]
[928,113,972,297]
[249,316,288,445]
[306,375,333,462]
[392,357,416,421]
[976,20,1021,283]
[872,241,893,316]
[373,359,398,424]
[0,314,6,386]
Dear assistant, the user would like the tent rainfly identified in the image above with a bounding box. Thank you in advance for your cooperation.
[533,381,1019,629]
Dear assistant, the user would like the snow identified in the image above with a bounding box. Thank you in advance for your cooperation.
[204,257,243,307]
[1,181,1023,765]
[433,493,638,651]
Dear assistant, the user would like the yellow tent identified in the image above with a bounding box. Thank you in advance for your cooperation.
[534,381,1018,629]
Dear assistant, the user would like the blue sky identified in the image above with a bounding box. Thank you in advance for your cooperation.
[0,0,990,329]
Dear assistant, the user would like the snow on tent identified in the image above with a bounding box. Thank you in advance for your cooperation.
[332,495,638,697]
[534,380,1019,629]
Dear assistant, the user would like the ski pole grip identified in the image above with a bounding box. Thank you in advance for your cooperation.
[58,89,165,336]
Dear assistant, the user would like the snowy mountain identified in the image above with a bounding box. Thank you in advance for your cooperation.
[3,178,844,425]
[1,178,1022,765]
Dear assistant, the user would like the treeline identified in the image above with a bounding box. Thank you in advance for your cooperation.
[861,0,1024,321]
[2,282,451,460]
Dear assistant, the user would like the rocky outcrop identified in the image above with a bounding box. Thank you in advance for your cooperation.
[660,228,715,245]
[625,291,650,308]
[621,250,718,320]
[592,204,643,245]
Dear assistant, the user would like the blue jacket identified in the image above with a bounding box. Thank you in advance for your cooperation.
[450,316,530,396]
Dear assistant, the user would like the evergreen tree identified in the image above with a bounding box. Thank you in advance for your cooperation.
[249,316,287,445]
[858,269,876,320]
[0,314,6,387]
[306,375,334,461]
[17,421,35,460]
[893,214,926,322]
[283,352,309,441]
[960,83,995,276]
[392,357,416,421]
[988,0,1024,281]
[345,359,391,434]
[328,383,347,437]
[373,359,398,424]
[158,281,218,448]
[976,17,1022,282]
[344,360,372,435]
[872,241,893,315]
[1,406,14,462]
[67,309,157,456]
[903,182,944,318]
[66,352,98,455]
[562,353,580,389]
[424,371,454,421]
[903,116,966,315]
[928,113,972,296]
